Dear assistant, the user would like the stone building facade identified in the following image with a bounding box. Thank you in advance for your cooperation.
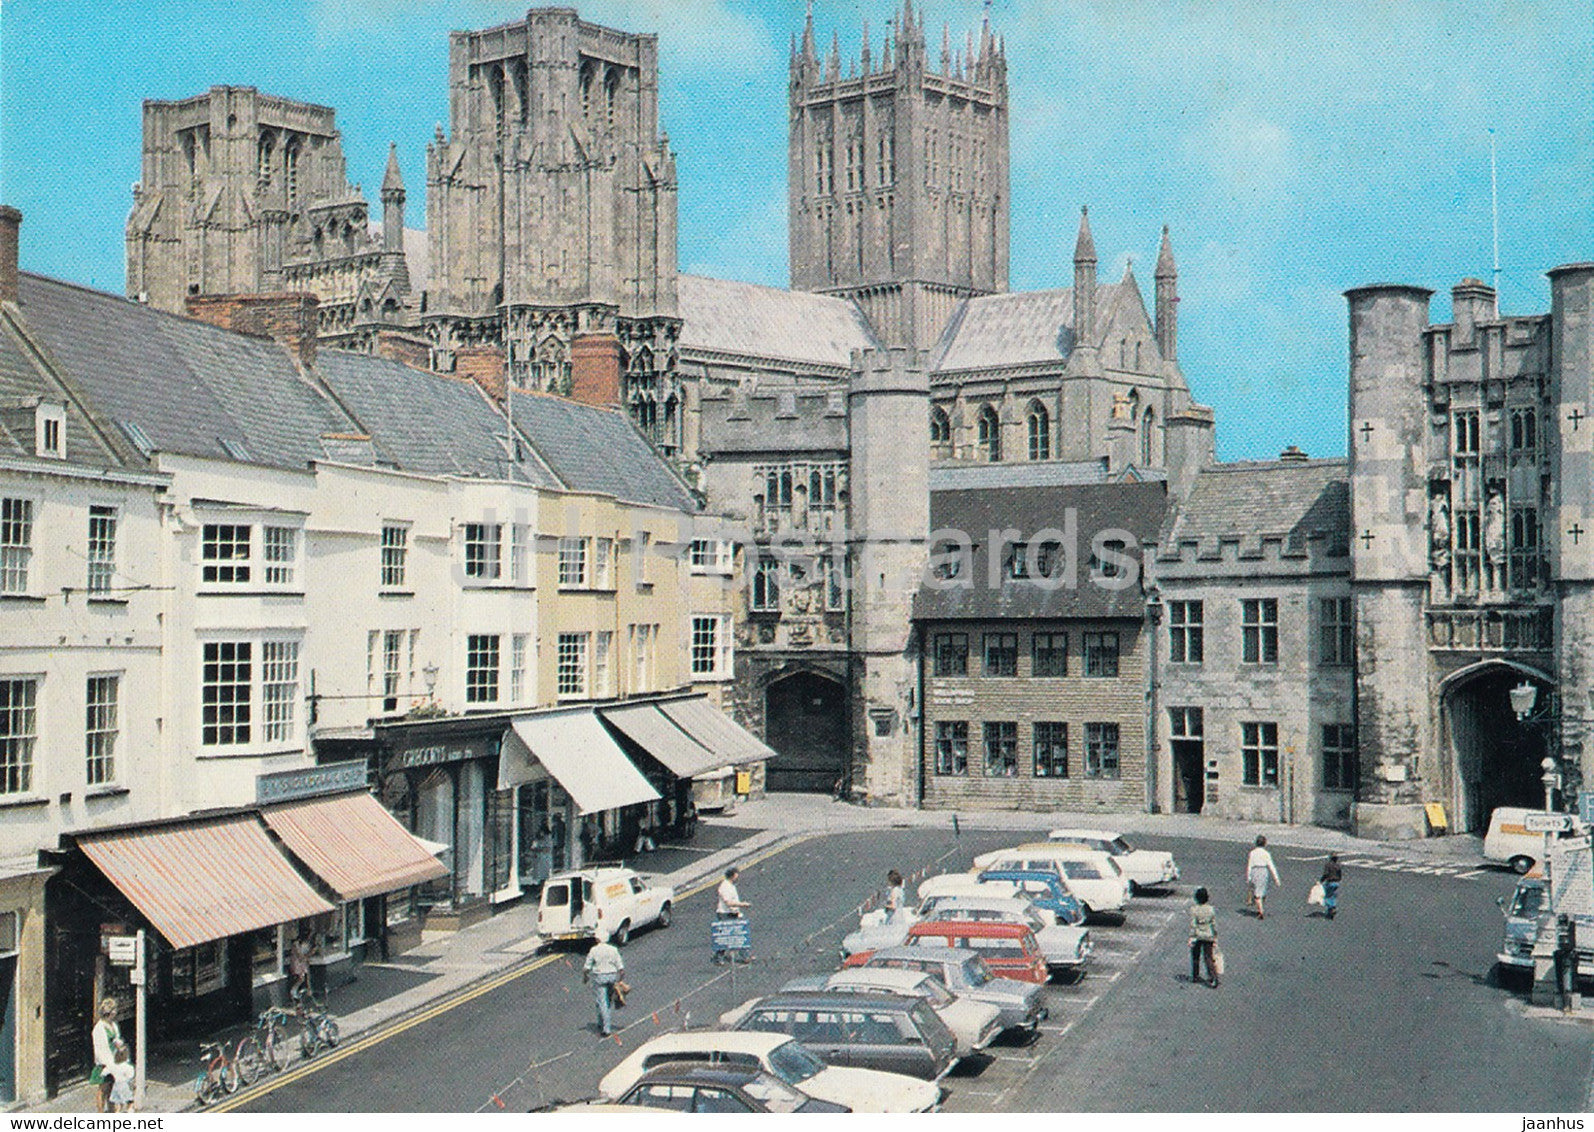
[125,86,417,350]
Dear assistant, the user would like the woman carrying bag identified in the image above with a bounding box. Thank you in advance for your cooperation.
[1189,887,1221,988]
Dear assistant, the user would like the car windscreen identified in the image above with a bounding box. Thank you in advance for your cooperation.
[1512,886,1546,917]
[908,1000,955,1049]
[543,882,569,907]
[767,1040,825,1084]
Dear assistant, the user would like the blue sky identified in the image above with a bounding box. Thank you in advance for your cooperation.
[2,1,1590,460]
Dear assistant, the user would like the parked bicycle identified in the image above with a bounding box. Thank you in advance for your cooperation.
[192,1039,242,1106]
[291,985,340,1060]
[246,1006,293,1075]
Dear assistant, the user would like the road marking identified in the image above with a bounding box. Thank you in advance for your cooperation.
[213,835,812,1113]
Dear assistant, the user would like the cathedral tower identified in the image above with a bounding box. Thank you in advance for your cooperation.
[425,9,681,449]
[789,1,1009,351]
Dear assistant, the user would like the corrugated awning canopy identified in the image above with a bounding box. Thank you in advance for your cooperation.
[77,815,335,950]
[599,702,722,779]
[503,709,661,815]
[262,791,447,901]
[657,696,777,768]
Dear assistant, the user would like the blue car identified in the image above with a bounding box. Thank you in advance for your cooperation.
[977,867,1087,926]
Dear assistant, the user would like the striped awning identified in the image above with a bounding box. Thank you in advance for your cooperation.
[262,791,447,901]
[77,816,335,950]
[656,696,776,769]
[599,701,722,779]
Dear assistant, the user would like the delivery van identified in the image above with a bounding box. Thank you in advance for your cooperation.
[1483,807,1555,874]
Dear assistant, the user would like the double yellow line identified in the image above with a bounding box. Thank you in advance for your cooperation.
[214,835,807,1112]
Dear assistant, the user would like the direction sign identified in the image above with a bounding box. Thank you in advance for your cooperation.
[107,935,138,966]
[1525,812,1574,834]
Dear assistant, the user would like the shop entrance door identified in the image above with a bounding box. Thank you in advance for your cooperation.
[0,953,16,1103]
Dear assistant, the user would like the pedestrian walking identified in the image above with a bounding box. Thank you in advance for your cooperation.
[90,997,121,1113]
[288,934,312,996]
[1246,835,1281,919]
[714,867,752,965]
[1320,852,1343,920]
[884,870,906,924]
[1189,887,1220,987]
[582,930,625,1037]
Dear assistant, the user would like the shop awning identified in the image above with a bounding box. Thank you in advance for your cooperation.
[599,702,722,779]
[657,696,777,768]
[503,709,661,815]
[77,816,335,950]
[262,791,448,901]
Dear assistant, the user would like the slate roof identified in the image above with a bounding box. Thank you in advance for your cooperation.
[914,480,1167,622]
[677,274,878,368]
[316,350,558,485]
[0,312,131,468]
[1159,459,1350,555]
[17,274,361,471]
[509,391,699,512]
[931,283,1136,372]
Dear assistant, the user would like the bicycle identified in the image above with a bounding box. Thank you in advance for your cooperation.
[291,985,340,1060]
[192,1039,241,1106]
[244,1007,292,1076]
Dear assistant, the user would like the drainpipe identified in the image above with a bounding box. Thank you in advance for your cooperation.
[1145,588,1163,813]
[916,622,927,806]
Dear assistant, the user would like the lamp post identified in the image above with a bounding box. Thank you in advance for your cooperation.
[423,662,440,704]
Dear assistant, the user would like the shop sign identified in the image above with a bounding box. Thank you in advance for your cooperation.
[389,733,501,771]
[256,760,368,804]
[106,935,138,966]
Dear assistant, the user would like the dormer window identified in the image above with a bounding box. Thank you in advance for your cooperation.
[36,403,65,459]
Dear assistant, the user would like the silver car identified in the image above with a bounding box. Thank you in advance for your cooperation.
[858,945,1047,1036]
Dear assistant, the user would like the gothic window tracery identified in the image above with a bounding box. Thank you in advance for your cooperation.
[1026,401,1050,461]
[257,133,274,185]
[284,140,301,207]
[977,404,1001,462]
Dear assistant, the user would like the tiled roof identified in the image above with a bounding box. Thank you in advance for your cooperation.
[17,274,360,471]
[677,274,878,368]
[315,350,557,484]
[1160,459,1350,554]
[914,480,1167,622]
[931,283,1132,372]
[509,391,699,512]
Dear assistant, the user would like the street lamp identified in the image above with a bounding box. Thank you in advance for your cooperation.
[422,662,440,701]
[1511,680,1539,722]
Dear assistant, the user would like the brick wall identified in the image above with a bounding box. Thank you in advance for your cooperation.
[374,330,431,371]
[920,617,1148,812]
[185,292,320,368]
[570,334,623,407]
[455,345,506,402]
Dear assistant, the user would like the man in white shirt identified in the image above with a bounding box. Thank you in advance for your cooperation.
[582,930,625,1036]
[1245,835,1282,919]
[714,867,752,964]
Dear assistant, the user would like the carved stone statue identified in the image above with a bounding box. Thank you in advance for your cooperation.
[1429,496,1451,570]
[1484,492,1507,591]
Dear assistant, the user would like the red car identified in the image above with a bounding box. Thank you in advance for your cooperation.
[898,920,1049,985]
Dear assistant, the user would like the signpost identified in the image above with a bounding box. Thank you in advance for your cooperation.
[106,932,148,1108]
[1525,812,1574,834]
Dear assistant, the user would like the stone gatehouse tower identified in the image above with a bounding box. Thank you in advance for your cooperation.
[1348,265,1594,838]
[789,0,1009,351]
[423,9,682,452]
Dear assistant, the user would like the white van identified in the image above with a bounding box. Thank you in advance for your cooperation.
[1482,807,1563,874]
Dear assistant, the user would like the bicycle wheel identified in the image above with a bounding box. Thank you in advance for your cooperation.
[299,1024,318,1061]
[233,1036,263,1086]
[321,1018,340,1048]
[261,1026,283,1072]
[223,1061,242,1094]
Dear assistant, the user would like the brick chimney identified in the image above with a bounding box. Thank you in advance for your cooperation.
[456,345,507,402]
[569,333,623,407]
[185,292,319,369]
[1279,445,1310,463]
[0,206,20,306]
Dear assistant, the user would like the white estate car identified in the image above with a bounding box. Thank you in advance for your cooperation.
[841,875,1040,958]
[536,866,674,946]
[1047,828,1180,892]
[598,1030,940,1113]
[972,844,1130,916]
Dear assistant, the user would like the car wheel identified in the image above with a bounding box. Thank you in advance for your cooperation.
[1510,855,1534,875]
[614,920,631,946]
[656,902,672,929]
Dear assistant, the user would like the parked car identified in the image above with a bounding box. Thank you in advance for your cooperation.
[1047,828,1180,892]
[1494,871,1594,989]
[840,880,1085,959]
[536,866,674,946]
[723,991,959,1081]
[609,1062,849,1112]
[919,894,1092,977]
[973,844,1130,917]
[856,946,1047,1036]
[899,920,1049,984]
[598,1030,940,1112]
[975,866,1089,926]
[774,967,1002,1057]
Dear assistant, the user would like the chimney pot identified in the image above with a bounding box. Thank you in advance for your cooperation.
[1279,445,1309,463]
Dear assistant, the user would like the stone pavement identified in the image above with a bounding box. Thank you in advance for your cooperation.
[25,796,1487,1113]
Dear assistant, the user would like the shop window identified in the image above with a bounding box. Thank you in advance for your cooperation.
[171,940,227,998]
[1034,721,1068,778]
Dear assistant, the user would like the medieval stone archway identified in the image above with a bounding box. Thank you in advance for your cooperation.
[1439,660,1554,832]
[763,669,849,794]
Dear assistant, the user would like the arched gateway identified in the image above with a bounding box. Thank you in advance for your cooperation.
[763,670,849,793]
[1440,660,1554,832]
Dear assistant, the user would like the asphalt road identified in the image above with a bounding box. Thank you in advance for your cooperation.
[230,824,1594,1113]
